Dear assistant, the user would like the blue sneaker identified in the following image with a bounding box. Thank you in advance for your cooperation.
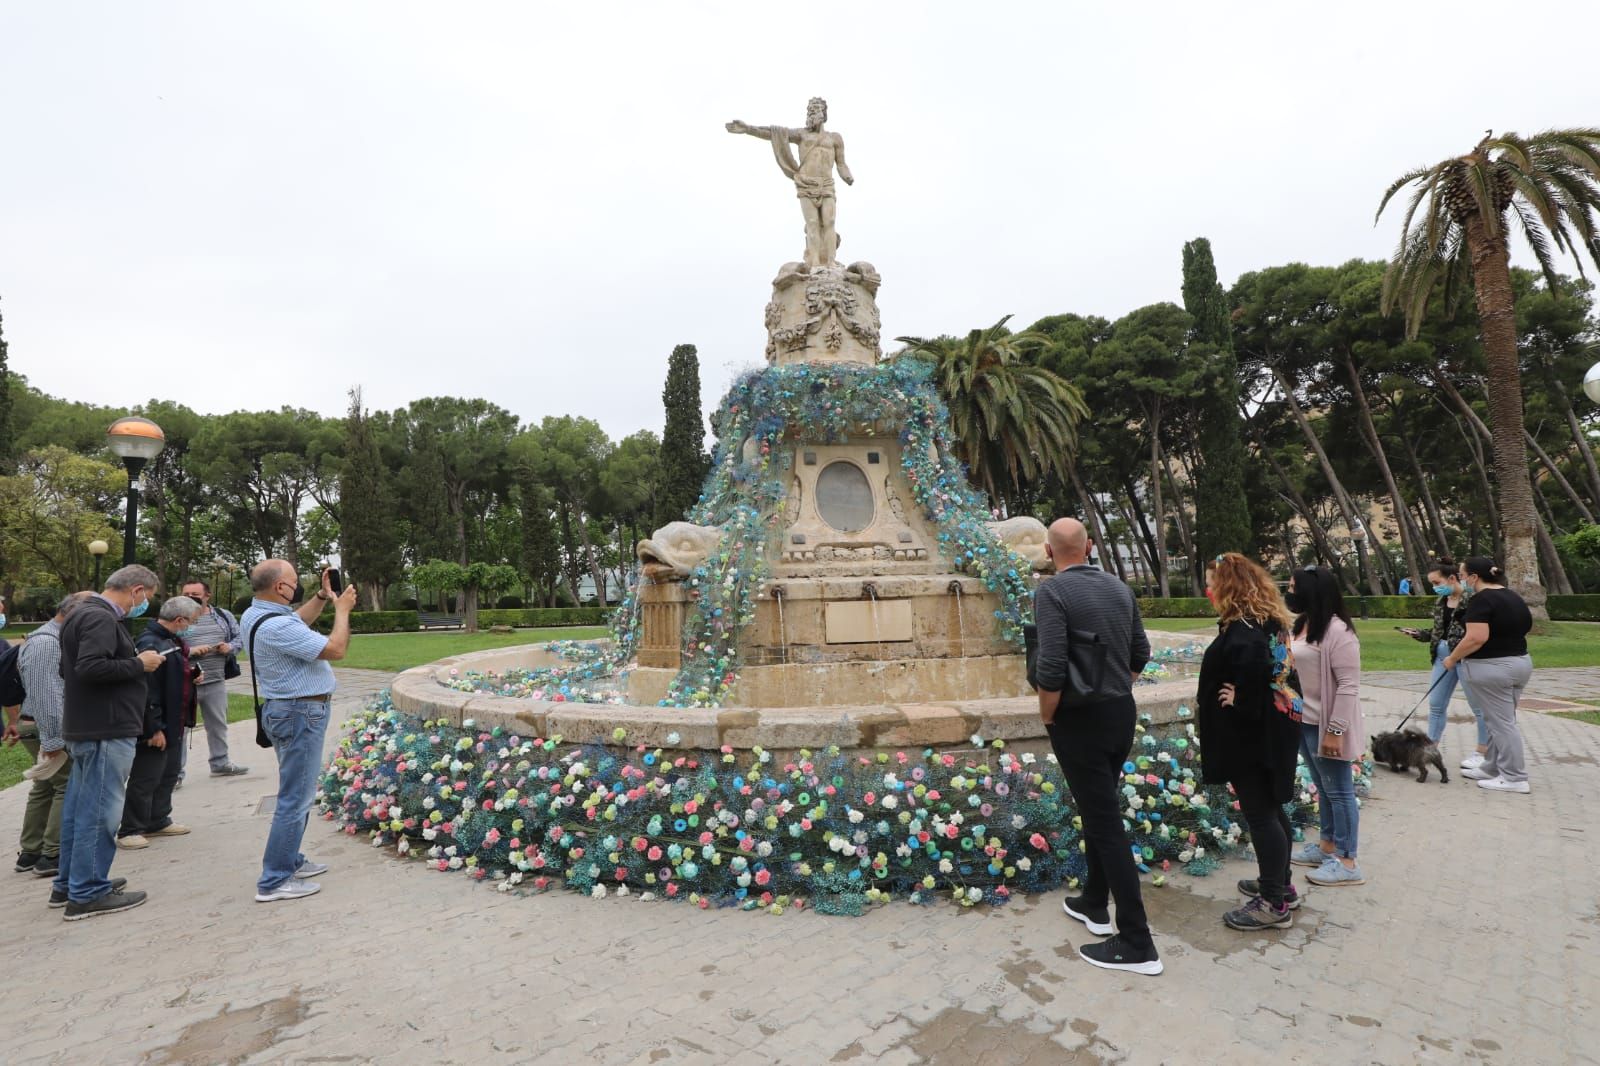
[1306,857,1365,886]
[1290,841,1330,867]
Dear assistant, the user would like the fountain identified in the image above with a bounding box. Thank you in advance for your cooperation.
[328,100,1277,916]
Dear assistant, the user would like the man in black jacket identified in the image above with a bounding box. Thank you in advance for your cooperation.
[1034,519,1160,976]
[49,565,164,920]
[118,596,203,848]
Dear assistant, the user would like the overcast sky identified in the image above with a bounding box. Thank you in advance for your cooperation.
[2,2,1593,442]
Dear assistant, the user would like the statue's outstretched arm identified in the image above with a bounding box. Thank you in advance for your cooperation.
[834,133,854,184]
[725,120,800,143]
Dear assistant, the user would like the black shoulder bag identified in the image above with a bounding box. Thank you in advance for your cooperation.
[1023,622,1108,705]
[247,616,278,749]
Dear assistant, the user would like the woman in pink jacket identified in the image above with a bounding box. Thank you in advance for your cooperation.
[1284,566,1366,887]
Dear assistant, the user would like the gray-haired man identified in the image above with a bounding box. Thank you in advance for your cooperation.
[118,596,204,849]
[50,565,164,919]
[179,579,247,778]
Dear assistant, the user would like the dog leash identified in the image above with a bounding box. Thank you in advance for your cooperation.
[1393,669,1450,732]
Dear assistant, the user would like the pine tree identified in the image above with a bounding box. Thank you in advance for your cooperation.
[339,388,403,609]
[656,343,709,527]
[1182,239,1254,567]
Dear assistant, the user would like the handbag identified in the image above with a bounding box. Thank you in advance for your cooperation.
[247,616,278,749]
[220,609,243,679]
[1023,622,1108,706]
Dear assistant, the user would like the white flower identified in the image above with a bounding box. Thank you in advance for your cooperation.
[591,885,607,899]
[422,773,434,784]
[617,885,630,897]
[1016,857,1032,871]
[1179,848,1194,863]
[939,858,954,874]
[882,795,898,810]
[756,842,772,857]
[509,872,523,885]
[970,734,983,747]
[966,887,983,902]
[1021,753,1036,765]
[848,809,865,824]
[1011,815,1026,830]
[397,839,411,855]
[447,856,463,869]
[497,880,513,893]
[462,718,475,728]
[896,844,912,858]
[444,845,457,857]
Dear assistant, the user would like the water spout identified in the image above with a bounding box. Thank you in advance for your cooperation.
[861,581,879,600]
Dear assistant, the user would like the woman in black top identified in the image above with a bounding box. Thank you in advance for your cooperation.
[1400,557,1487,758]
[1441,557,1533,794]
[1197,553,1304,930]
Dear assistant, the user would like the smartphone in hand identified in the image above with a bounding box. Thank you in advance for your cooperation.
[327,568,343,595]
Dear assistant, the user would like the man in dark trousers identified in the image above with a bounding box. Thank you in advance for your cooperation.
[50,564,164,919]
[1035,518,1160,975]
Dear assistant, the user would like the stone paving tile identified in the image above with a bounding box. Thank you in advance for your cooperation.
[2,675,1598,1065]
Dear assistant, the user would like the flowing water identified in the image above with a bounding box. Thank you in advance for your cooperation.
[865,586,890,704]
[952,584,972,697]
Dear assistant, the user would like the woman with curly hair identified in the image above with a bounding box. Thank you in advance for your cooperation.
[1197,553,1304,931]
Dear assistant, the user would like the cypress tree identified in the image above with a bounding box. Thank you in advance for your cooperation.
[657,343,709,526]
[0,296,13,470]
[339,388,402,609]
[1182,239,1254,565]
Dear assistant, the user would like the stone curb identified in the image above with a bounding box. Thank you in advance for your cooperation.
[387,642,1198,753]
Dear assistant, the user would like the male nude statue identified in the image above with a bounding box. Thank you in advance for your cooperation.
[727,97,854,270]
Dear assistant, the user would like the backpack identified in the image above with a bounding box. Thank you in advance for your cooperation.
[0,641,26,708]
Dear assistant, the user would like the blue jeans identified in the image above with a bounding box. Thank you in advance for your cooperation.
[258,698,330,893]
[1427,641,1487,745]
[1298,723,1359,859]
[51,738,137,904]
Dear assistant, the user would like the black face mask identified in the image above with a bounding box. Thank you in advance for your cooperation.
[1284,591,1307,615]
[288,582,305,605]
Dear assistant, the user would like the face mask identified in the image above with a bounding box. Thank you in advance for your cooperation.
[0,614,7,630]
[1204,586,1215,604]
[1283,592,1306,615]
[288,582,305,605]
[128,596,150,619]
[1432,583,1454,596]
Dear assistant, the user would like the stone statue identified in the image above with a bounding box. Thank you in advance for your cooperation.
[986,516,1054,573]
[727,97,854,271]
[636,521,725,580]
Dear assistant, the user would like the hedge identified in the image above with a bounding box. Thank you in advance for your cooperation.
[1548,595,1600,622]
[1137,597,1214,618]
[1137,595,1439,620]
[474,607,611,628]
[304,607,611,634]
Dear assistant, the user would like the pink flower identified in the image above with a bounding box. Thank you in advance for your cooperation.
[1029,833,1048,850]
[615,867,628,881]
[484,828,501,845]
[945,824,959,840]
[754,869,771,886]
[633,837,649,852]
[739,837,756,852]
[534,876,549,890]
[864,792,877,805]
[684,800,699,815]
[647,846,663,861]
[666,882,679,897]
[699,831,714,845]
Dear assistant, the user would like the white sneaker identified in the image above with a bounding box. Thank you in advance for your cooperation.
[1460,752,1485,770]
[255,878,323,903]
[1461,767,1494,781]
[1477,776,1530,794]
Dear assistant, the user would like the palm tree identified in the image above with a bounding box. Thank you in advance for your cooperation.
[896,316,1089,509]
[1376,128,1600,614]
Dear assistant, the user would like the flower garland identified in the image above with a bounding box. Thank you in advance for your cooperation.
[320,697,1355,914]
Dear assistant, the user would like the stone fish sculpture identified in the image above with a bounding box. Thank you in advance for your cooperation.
[636,521,723,580]
[986,516,1053,573]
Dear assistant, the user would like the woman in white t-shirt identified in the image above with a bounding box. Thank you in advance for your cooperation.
[1284,566,1366,888]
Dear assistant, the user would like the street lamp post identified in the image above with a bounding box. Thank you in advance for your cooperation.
[1350,521,1371,620]
[88,539,109,589]
[1583,360,1600,404]
[106,417,166,567]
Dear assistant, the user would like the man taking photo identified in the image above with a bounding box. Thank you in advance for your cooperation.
[242,561,355,903]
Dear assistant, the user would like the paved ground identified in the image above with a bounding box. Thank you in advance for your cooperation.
[1363,665,1600,705]
[2,671,1597,1065]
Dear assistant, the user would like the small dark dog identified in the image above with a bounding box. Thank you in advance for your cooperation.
[1370,729,1449,783]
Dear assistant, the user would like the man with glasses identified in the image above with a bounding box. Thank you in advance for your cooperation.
[242,560,356,902]
[178,578,248,780]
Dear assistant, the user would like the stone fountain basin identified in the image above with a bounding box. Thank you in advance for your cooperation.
[387,634,1203,757]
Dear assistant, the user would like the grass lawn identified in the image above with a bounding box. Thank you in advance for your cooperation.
[1556,709,1600,726]
[0,743,28,791]
[331,626,611,674]
[1143,618,1600,672]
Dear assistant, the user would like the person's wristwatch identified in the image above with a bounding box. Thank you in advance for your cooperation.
[314,590,332,602]
[1325,726,1344,737]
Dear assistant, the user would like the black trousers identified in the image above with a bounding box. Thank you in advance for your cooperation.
[1047,694,1152,950]
[120,736,182,837]
[1230,764,1293,905]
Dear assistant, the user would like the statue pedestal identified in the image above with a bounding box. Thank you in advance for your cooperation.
[764,262,882,366]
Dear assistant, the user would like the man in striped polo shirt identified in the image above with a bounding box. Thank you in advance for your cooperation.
[179,579,248,779]
[1035,518,1159,976]
[242,560,356,903]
